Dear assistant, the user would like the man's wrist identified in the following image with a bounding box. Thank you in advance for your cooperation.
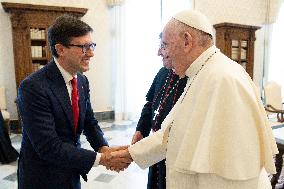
[93,153,102,167]
[98,146,109,153]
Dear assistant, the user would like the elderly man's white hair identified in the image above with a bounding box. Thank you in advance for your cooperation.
[173,10,213,36]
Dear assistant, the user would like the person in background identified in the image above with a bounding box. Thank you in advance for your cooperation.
[0,110,19,164]
[17,15,130,189]
[131,33,187,189]
[114,10,278,189]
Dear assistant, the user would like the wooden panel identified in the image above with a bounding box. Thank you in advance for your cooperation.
[214,23,260,79]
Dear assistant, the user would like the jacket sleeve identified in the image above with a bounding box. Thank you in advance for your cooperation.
[81,75,109,151]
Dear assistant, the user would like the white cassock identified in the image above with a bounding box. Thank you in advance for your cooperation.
[129,45,278,189]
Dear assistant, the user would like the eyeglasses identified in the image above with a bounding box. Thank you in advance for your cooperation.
[159,42,167,50]
[68,42,96,53]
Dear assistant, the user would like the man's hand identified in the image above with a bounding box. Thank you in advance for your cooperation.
[98,145,129,153]
[98,145,131,172]
[131,131,143,145]
[110,148,133,166]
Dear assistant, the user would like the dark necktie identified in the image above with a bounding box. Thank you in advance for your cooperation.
[71,77,79,132]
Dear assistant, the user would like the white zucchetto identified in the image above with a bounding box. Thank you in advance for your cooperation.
[173,10,213,36]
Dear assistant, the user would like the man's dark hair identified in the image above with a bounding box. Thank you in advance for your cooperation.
[47,14,93,58]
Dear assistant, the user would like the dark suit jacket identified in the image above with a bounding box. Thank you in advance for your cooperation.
[17,60,108,189]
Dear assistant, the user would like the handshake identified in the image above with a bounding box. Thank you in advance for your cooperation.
[98,146,133,172]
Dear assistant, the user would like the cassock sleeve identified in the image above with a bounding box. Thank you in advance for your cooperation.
[128,125,168,169]
[136,101,153,137]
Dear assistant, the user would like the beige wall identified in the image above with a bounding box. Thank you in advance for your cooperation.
[0,0,113,119]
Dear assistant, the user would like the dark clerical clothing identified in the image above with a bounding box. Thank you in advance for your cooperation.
[0,111,19,164]
[136,67,187,189]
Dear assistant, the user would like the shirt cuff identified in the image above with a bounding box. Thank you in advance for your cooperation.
[93,153,101,167]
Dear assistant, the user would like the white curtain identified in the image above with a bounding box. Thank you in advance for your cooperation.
[122,0,162,121]
[109,5,127,121]
[268,2,284,98]
[113,0,192,121]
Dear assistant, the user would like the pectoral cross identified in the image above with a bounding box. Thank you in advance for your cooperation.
[153,106,160,120]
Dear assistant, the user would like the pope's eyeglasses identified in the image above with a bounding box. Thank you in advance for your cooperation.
[159,42,167,50]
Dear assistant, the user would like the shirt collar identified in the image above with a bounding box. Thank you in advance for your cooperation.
[54,58,76,83]
[185,45,219,78]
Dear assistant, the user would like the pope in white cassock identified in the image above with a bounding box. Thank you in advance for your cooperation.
[113,10,278,189]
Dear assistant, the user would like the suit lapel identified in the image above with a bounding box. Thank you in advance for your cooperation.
[77,75,86,132]
[46,61,74,131]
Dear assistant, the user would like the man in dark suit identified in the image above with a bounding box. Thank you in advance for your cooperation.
[17,15,130,189]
